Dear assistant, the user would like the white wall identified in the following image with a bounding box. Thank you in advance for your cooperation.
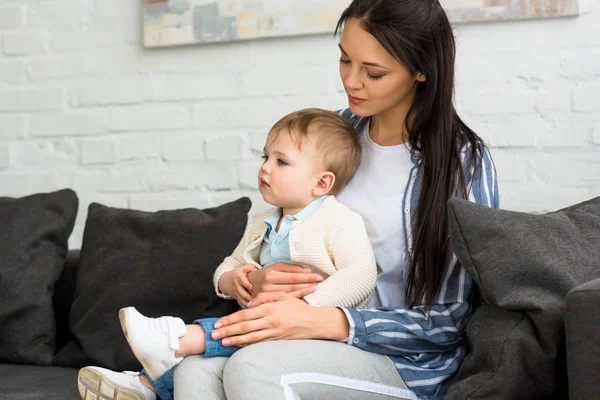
[0,0,599,248]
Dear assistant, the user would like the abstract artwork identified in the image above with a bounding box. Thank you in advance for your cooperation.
[441,0,578,24]
[143,0,350,48]
[143,0,579,48]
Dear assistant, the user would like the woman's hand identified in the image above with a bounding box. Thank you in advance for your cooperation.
[246,262,323,297]
[210,290,351,347]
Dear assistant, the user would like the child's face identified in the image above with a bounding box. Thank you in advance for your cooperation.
[258,129,323,215]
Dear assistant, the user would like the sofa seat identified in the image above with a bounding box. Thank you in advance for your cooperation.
[0,364,79,400]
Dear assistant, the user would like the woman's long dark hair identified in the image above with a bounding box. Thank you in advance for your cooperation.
[336,0,487,308]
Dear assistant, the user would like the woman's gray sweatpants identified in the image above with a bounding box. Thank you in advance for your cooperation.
[173,340,417,400]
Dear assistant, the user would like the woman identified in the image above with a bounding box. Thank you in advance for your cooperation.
[80,1,498,399]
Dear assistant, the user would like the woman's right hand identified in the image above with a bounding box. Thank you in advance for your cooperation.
[246,262,323,297]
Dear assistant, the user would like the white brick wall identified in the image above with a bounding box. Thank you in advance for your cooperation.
[0,5,25,30]
[0,0,599,248]
[2,30,46,56]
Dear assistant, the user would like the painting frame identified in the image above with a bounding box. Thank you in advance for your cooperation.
[142,0,579,48]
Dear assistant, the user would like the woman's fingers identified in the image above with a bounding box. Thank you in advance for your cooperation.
[246,292,289,307]
[212,301,285,346]
[215,307,259,328]
[222,328,273,347]
[288,285,317,299]
[265,270,323,285]
[261,282,319,294]
[213,306,269,337]
[246,287,314,307]
[212,296,319,346]
[247,264,322,296]
[268,263,313,273]
[289,283,318,292]
[220,323,272,346]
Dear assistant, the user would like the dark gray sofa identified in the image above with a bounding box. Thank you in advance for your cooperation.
[1,251,81,400]
[1,249,599,399]
[3,195,600,400]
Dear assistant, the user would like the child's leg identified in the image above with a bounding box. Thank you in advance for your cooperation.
[119,307,205,381]
[176,324,206,357]
[144,357,230,400]
[194,318,240,357]
[78,318,207,400]
[78,311,239,400]
[142,366,175,400]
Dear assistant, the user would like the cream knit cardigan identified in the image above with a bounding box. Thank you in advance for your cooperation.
[213,196,377,308]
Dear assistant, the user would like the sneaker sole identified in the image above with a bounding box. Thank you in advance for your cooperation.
[78,367,147,400]
[119,308,162,381]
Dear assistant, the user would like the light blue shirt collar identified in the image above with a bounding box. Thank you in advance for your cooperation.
[263,195,328,234]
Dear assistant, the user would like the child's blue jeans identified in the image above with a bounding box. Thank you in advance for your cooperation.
[143,318,239,400]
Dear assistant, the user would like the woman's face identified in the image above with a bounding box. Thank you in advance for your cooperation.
[339,18,425,118]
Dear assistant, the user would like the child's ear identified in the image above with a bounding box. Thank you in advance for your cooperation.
[313,172,335,197]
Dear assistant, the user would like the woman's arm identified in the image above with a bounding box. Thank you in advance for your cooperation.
[210,259,472,356]
[209,292,351,348]
[340,258,473,356]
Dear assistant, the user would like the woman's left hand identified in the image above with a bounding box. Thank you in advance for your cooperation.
[211,291,318,347]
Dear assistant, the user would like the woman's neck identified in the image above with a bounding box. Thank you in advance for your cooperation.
[369,102,412,146]
[369,110,408,146]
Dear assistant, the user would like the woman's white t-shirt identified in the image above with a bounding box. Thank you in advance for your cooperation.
[336,120,414,308]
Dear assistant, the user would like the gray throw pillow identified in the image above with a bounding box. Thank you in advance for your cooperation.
[66,197,251,371]
[444,197,600,400]
[0,189,78,365]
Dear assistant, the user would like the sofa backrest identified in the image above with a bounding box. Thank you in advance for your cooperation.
[53,250,80,354]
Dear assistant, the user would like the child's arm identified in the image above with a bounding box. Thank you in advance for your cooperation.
[303,213,377,308]
[213,220,256,299]
[213,209,272,299]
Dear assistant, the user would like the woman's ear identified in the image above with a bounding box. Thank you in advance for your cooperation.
[416,72,426,82]
[313,172,335,197]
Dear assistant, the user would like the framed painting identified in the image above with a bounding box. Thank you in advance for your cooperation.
[441,0,578,24]
[142,0,579,48]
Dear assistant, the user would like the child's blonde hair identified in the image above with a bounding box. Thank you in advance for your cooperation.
[267,108,361,195]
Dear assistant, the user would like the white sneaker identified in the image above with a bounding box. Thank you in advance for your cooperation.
[119,306,187,381]
[77,366,156,400]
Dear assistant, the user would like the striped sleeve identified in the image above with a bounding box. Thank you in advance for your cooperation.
[461,143,499,208]
[340,271,472,357]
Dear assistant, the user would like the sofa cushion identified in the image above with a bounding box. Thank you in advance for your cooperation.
[444,197,600,400]
[565,277,600,400]
[66,198,251,371]
[0,189,78,366]
[0,363,79,400]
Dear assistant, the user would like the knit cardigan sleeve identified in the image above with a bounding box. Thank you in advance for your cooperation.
[212,211,270,299]
[303,211,377,308]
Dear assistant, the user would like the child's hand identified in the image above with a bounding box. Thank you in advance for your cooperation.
[219,265,257,307]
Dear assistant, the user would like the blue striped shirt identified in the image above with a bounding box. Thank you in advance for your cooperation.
[337,108,499,399]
